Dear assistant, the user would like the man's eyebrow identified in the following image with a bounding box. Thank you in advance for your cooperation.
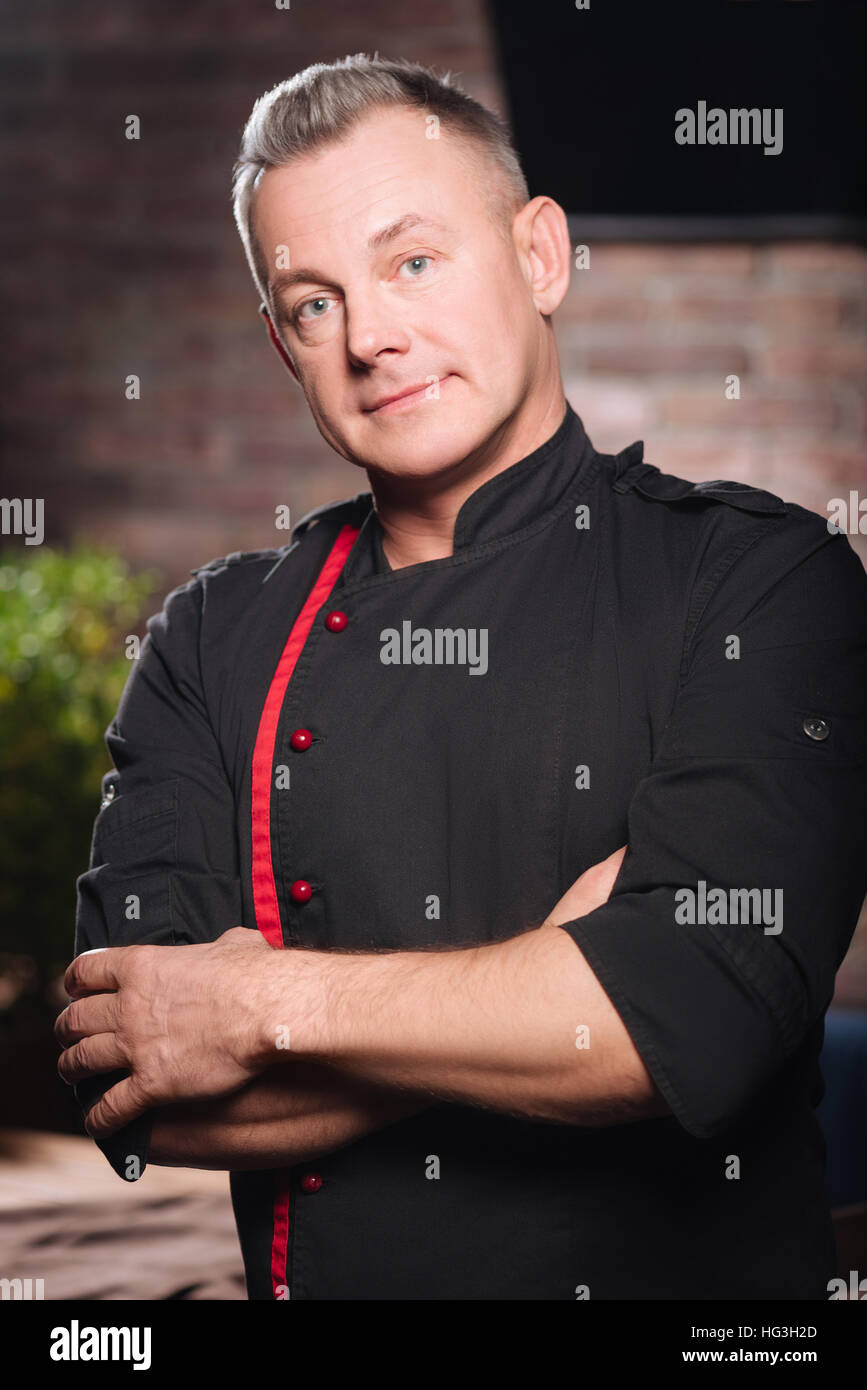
[367,212,451,252]
[269,213,453,299]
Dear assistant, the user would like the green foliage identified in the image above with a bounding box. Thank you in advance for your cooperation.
[0,543,160,980]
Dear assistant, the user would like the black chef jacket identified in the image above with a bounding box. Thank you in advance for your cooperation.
[73,401,867,1300]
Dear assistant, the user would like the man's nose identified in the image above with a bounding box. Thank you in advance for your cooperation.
[344,289,412,366]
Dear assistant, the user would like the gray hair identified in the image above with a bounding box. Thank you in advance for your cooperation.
[232,53,530,310]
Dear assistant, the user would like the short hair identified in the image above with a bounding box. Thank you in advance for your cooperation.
[232,52,530,310]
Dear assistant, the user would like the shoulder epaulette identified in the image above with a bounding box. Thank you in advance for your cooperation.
[611,443,786,516]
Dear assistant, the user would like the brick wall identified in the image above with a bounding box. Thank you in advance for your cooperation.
[1,2,864,590]
[563,242,867,571]
[0,0,863,594]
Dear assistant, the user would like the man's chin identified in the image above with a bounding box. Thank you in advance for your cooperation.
[346,412,488,476]
[355,430,486,481]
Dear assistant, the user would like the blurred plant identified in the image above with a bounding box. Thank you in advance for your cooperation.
[0,542,160,987]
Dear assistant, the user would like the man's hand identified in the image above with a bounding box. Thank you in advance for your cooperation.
[55,927,307,1137]
[543,846,627,928]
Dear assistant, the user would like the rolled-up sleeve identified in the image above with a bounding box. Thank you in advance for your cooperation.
[73,573,243,1179]
[560,515,867,1138]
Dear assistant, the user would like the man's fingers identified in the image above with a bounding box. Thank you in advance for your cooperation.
[54,993,118,1047]
[596,844,627,872]
[569,845,626,894]
[84,1076,147,1138]
[63,947,126,1000]
[595,844,628,892]
[544,844,629,927]
[57,1032,128,1086]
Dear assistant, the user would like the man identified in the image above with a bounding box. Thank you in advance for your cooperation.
[57,55,867,1300]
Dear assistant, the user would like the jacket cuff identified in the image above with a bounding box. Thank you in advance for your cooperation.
[73,1071,152,1181]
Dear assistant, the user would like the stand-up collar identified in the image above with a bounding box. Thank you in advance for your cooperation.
[341,401,600,583]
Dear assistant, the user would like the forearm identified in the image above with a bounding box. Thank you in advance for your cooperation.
[147,1060,434,1171]
[273,925,666,1127]
[60,850,666,1140]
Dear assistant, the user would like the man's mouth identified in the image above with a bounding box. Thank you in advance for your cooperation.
[364,374,453,414]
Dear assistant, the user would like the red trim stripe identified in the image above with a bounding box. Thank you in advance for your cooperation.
[271,1169,292,1299]
[251,522,360,946]
[250,522,360,1298]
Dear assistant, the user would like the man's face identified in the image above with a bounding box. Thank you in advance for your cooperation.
[251,105,544,480]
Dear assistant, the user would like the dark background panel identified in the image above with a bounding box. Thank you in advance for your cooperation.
[488,0,867,234]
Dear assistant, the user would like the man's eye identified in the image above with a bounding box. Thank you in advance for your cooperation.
[297,297,333,321]
[400,255,432,277]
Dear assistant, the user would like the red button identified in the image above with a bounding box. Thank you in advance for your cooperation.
[300,1173,322,1193]
[290,728,312,750]
[325,610,347,631]
[290,880,312,903]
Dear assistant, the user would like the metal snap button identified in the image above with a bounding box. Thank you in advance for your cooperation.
[100,784,116,808]
[802,716,830,742]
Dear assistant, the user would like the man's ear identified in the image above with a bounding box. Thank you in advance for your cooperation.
[259,302,300,385]
[512,196,572,318]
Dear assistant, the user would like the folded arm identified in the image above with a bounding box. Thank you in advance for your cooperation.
[65,514,867,1169]
[147,1061,434,1171]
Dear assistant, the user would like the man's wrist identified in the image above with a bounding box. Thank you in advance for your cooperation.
[250,944,335,1070]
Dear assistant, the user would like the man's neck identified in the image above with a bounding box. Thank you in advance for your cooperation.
[369,388,568,571]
